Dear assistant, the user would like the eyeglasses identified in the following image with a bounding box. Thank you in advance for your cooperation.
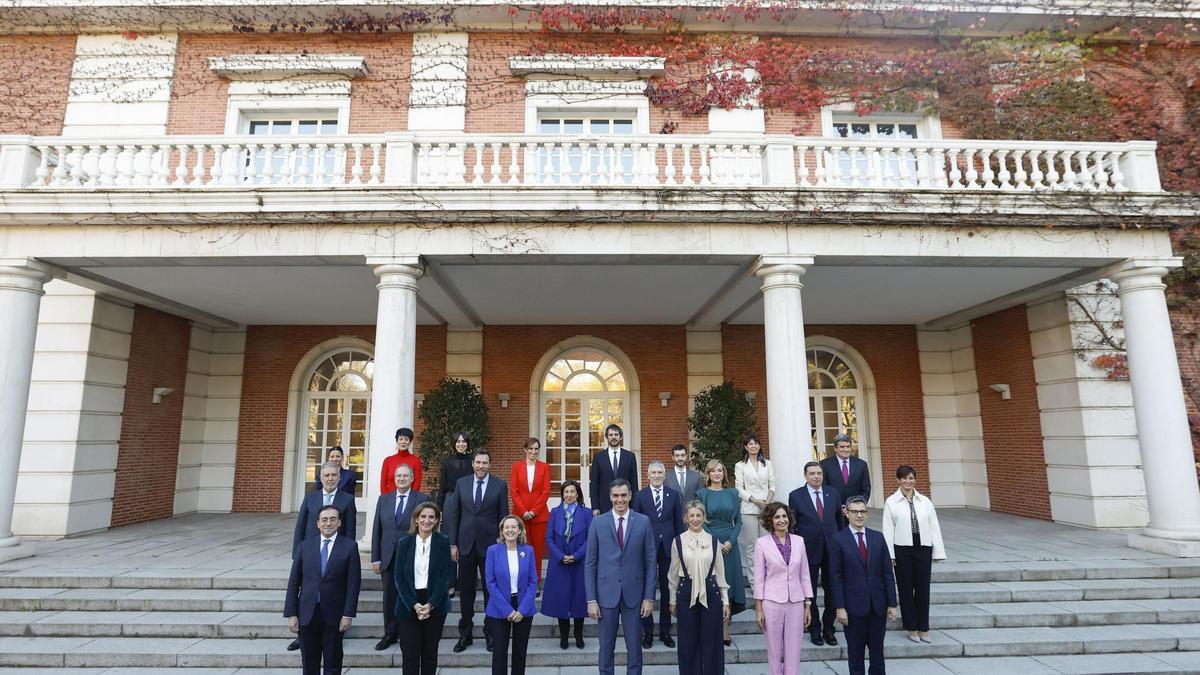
[846,510,868,516]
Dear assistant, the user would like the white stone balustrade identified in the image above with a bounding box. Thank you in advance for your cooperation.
[0,133,1163,193]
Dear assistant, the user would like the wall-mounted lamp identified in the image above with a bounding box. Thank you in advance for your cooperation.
[659,392,672,407]
[152,387,175,404]
[415,393,425,404]
[498,393,511,409]
[745,391,757,403]
[988,384,1012,400]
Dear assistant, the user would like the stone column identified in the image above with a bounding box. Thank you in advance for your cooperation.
[361,257,423,551]
[0,258,52,562]
[755,256,815,498]
[1112,262,1200,556]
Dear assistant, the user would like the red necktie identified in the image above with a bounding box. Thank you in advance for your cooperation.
[815,492,824,521]
[617,516,625,549]
[857,531,867,563]
[842,460,850,484]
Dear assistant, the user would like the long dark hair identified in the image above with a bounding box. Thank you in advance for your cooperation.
[560,480,587,508]
[742,433,766,466]
[452,431,471,454]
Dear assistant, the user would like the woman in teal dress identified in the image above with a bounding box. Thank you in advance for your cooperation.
[696,459,746,646]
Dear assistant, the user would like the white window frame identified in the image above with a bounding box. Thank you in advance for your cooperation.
[224,95,350,136]
[819,102,942,140]
[524,93,650,135]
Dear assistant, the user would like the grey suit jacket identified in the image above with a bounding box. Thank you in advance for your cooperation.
[664,467,702,504]
[584,509,657,609]
[370,488,430,570]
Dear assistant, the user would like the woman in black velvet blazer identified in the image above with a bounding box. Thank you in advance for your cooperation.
[394,502,453,675]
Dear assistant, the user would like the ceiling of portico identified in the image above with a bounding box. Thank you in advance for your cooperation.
[68,258,1089,329]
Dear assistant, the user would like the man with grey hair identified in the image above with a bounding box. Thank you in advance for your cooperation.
[370,463,429,651]
[631,459,683,648]
[820,434,870,527]
[288,460,357,652]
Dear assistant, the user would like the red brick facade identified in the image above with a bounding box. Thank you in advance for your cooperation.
[973,306,1053,520]
[110,305,191,527]
[721,324,932,496]
[0,35,75,136]
[231,325,446,512]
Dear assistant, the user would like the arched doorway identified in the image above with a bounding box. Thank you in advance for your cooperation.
[806,339,882,505]
[532,341,640,500]
[298,348,374,509]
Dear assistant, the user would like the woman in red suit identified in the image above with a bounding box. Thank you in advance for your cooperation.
[510,437,551,585]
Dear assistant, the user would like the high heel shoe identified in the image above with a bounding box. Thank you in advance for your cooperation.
[723,638,732,647]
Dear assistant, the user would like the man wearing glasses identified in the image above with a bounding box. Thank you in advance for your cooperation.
[828,496,897,675]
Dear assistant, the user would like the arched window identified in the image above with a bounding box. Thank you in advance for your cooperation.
[540,348,630,495]
[808,346,862,460]
[303,349,373,501]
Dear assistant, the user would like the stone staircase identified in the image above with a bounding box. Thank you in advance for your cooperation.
[0,558,1198,673]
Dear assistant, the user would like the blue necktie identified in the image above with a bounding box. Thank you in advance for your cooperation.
[323,492,333,507]
[320,538,331,576]
[395,494,407,529]
[474,479,484,508]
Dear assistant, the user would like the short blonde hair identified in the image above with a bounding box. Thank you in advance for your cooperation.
[408,502,442,535]
[704,459,728,488]
[496,514,528,545]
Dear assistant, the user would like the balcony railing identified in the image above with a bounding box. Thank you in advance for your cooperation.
[0,133,1162,193]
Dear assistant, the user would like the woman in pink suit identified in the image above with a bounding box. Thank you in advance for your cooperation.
[753,502,812,675]
[510,437,551,585]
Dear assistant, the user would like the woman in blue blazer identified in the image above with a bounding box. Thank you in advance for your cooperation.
[311,446,357,495]
[393,502,453,675]
[541,480,593,649]
[485,514,539,675]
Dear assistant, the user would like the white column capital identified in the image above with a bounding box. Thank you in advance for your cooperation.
[0,258,53,295]
[366,255,423,291]
[754,255,814,290]
[1110,259,1182,296]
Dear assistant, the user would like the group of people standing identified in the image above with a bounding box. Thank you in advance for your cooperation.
[284,425,947,675]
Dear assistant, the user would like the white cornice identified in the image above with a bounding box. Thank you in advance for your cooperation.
[208,54,369,79]
[509,55,666,78]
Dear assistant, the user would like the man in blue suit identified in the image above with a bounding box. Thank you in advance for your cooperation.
[820,434,871,526]
[293,462,357,560]
[585,478,656,675]
[589,424,639,514]
[829,495,897,675]
[788,461,843,647]
[630,460,683,648]
[285,505,362,675]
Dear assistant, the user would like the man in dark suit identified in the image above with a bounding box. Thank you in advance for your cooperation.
[586,479,657,675]
[663,443,701,504]
[285,505,362,675]
[829,496,898,675]
[369,463,429,651]
[789,461,843,647]
[589,424,639,514]
[630,460,683,648]
[442,448,509,653]
[293,462,357,561]
[820,434,871,524]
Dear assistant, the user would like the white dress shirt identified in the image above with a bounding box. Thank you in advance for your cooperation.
[526,463,536,491]
[735,458,776,514]
[881,489,946,560]
[413,533,432,589]
[610,448,621,472]
[507,548,520,593]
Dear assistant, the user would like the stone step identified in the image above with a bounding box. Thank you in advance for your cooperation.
[0,624,1196,668]
[1,598,1198,640]
[2,558,1197,591]
[3,576,1199,613]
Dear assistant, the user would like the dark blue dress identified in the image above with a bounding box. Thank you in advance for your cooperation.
[540,503,593,619]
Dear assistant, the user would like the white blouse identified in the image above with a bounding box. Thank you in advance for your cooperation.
[881,489,946,560]
[667,530,730,608]
[526,463,536,491]
[413,534,432,590]
[735,458,776,514]
[507,548,520,593]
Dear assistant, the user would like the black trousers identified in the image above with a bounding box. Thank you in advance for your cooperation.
[808,554,836,637]
[457,547,489,638]
[397,589,447,675]
[642,549,672,636]
[381,558,400,638]
[674,576,724,675]
[893,533,933,632]
[845,609,887,675]
[486,593,533,675]
[299,603,343,675]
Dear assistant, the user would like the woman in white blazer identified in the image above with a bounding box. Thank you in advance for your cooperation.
[734,433,775,586]
[881,465,945,643]
[752,502,811,675]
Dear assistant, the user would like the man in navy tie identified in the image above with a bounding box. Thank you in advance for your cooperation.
[370,464,429,650]
[288,462,356,652]
[820,434,871,525]
[285,505,361,675]
[789,461,842,646]
[829,496,897,675]
[631,460,683,648]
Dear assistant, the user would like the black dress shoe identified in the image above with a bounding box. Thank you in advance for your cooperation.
[286,638,301,651]
[823,633,838,646]
[452,638,471,653]
[810,633,824,646]
[723,638,732,647]
[485,636,494,653]
[374,635,396,651]
[641,634,654,649]
[661,634,675,648]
